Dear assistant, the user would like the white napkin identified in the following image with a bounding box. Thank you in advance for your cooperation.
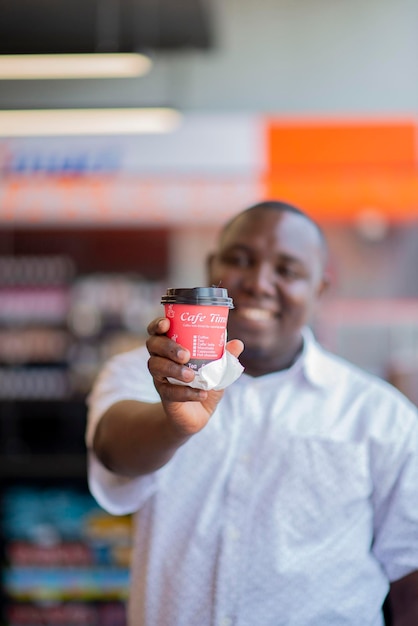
[167,350,244,391]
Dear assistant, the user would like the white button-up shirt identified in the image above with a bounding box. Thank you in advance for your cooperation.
[86,330,418,626]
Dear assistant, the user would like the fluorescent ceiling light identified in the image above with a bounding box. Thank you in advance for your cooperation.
[0,53,152,79]
[0,108,182,136]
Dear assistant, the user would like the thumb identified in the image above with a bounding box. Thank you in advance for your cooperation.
[226,339,244,359]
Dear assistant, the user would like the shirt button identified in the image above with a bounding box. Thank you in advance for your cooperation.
[220,618,233,626]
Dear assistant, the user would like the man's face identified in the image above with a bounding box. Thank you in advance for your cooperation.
[208,208,328,374]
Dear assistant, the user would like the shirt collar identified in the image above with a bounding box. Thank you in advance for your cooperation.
[299,326,340,389]
[239,326,339,388]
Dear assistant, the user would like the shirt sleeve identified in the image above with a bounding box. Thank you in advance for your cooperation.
[85,346,162,515]
[371,395,418,582]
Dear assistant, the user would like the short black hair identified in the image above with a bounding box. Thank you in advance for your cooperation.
[220,199,327,250]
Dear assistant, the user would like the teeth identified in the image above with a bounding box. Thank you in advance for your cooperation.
[239,308,274,321]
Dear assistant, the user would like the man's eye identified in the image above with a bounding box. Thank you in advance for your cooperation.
[277,265,299,279]
[222,253,250,267]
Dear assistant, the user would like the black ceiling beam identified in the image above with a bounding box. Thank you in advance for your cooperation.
[0,0,213,54]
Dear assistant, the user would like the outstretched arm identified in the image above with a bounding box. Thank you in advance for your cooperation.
[93,317,243,477]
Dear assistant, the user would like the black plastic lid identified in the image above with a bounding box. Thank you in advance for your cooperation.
[161,287,234,308]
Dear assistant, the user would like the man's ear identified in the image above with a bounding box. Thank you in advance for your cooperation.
[317,271,331,298]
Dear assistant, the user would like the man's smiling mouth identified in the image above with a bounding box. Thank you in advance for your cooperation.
[236,307,277,321]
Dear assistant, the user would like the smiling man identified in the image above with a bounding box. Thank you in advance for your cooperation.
[87,200,418,626]
[208,202,328,376]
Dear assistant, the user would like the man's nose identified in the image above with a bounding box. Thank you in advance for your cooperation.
[243,262,277,295]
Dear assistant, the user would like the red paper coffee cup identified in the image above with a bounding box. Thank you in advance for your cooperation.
[161,287,234,371]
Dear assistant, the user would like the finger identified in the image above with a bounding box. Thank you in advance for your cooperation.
[147,317,170,336]
[148,355,195,384]
[146,335,191,364]
[225,339,244,359]
[158,381,208,404]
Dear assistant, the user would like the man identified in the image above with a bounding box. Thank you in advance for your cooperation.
[86,200,418,625]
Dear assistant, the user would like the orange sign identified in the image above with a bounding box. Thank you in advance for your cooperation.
[264,118,418,222]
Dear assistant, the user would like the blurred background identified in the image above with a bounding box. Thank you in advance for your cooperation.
[1,0,418,624]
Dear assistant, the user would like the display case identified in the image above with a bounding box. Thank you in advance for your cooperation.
[0,227,170,625]
[1,483,132,626]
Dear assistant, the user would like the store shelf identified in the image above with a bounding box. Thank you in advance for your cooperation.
[0,454,87,480]
[1,485,132,626]
[0,233,169,625]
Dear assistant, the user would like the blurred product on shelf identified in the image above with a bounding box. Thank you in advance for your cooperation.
[0,367,70,400]
[0,329,69,364]
[6,601,127,626]
[0,255,165,400]
[0,256,75,286]
[1,486,132,626]
[0,287,70,325]
[68,274,165,336]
